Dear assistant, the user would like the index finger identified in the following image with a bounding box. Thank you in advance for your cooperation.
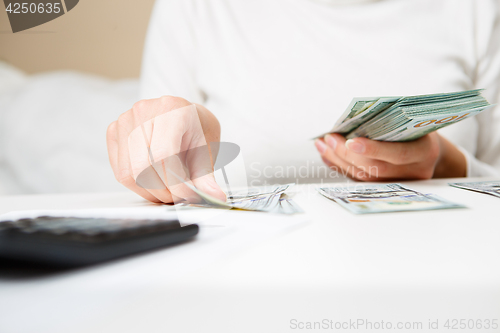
[108,118,162,203]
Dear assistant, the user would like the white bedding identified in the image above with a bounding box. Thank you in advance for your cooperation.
[0,62,138,195]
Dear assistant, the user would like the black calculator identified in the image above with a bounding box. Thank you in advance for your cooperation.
[0,216,199,267]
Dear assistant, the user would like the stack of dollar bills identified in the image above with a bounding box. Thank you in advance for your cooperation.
[318,89,492,142]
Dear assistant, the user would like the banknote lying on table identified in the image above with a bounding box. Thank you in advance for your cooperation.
[317,183,464,214]
[449,181,500,198]
[178,183,303,214]
[317,89,492,142]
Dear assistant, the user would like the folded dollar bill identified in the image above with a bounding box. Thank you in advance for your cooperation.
[317,183,464,214]
[166,167,302,214]
[449,181,500,198]
[180,182,303,214]
[317,89,492,141]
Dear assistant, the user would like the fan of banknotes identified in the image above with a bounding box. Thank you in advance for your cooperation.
[177,182,303,214]
[317,89,492,141]
[167,167,303,214]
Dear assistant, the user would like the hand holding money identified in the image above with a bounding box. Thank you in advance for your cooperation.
[315,131,466,180]
[315,89,491,180]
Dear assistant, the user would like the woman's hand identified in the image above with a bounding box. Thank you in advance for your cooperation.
[314,132,466,181]
[106,96,226,204]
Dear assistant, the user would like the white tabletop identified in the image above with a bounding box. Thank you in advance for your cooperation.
[0,178,499,333]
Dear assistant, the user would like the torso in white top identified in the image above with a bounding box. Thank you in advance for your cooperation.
[140,0,500,185]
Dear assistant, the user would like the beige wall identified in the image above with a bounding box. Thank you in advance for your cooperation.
[0,0,156,79]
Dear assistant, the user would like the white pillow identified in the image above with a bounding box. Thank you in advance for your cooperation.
[0,62,28,195]
[0,64,139,195]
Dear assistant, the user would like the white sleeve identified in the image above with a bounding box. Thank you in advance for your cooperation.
[466,1,500,177]
[139,0,204,103]
[458,146,500,177]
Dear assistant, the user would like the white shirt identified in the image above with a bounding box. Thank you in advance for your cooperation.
[140,0,500,185]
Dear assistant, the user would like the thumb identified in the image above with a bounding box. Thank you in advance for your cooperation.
[192,173,227,202]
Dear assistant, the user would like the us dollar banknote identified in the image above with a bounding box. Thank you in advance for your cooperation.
[166,167,302,214]
[317,183,464,214]
[180,182,303,214]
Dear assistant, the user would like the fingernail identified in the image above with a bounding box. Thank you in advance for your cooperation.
[315,140,327,154]
[346,139,365,154]
[325,135,338,150]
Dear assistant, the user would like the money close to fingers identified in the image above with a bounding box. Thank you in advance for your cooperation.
[181,182,303,214]
[106,97,226,204]
[317,89,492,142]
[164,165,302,214]
[314,89,492,181]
